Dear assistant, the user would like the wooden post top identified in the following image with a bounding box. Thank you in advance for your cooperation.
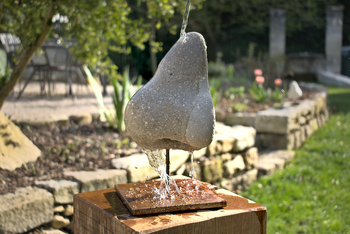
[74,186,266,234]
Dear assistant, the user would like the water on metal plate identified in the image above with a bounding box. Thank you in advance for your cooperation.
[143,148,179,195]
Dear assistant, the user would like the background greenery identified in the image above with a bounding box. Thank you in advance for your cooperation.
[110,0,350,80]
[242,86,350,233]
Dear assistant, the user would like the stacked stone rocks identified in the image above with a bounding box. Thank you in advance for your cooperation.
[255,91,328,149]
[219,83,329,150]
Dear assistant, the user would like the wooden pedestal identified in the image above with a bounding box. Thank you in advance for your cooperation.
[74,185,266,234]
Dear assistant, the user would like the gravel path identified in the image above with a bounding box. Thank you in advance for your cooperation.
[2,82,114,123]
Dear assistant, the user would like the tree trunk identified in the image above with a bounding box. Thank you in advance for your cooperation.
[149,18,157,75]
[0,2,56,109]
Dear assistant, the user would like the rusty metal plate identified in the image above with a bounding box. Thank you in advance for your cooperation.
[115,179,227,216]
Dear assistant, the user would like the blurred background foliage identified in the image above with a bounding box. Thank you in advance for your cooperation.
[109,0,350,81]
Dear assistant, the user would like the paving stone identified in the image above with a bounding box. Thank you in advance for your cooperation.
[242,147,258,170]
[255,108,298,135]
[309,118,319,132]
[0,187,54,234]
[43,229,67,234]
[215,109,226,122]
[260,150,296,162]
[225,112,256,127]
[230,125,256,152]
[51,215,70,229]
[53,205,65,213]
[221,153,233,162]
[63,205,74,217]
[112,153,159,183]
[112,151,189,183]
[183,161,201,180]
[258,133,295,150]
[64,169,127,193]
[35,179,79,204]
[257,150,295,176]
[200,156,223,183]
[192,147,207,160]
[242,169,258,189]
[213,124,256,153]
[223,155,245,178]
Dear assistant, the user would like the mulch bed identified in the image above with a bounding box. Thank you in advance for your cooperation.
[0,121,142,195]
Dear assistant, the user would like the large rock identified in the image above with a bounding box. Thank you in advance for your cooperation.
[0,187,54,234]
[35,179,79,204]
[63,169,127,193]
[125,32,214,152]
[287,80,303,101]
[0,111,42,170]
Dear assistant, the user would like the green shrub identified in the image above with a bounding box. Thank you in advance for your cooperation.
[84,65,141,133]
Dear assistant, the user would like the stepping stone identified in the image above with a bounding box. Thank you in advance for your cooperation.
[35,179,79,204]
[0,187,54,234]
[64,169,127,193]
[125,32,214,152]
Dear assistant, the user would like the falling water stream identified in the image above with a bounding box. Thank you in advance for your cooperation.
[180,0,191,38]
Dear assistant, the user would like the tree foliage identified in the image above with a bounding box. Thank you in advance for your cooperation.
[0,0,192,109]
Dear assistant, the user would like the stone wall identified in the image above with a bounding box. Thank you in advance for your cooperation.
[0,121,298,234]
[218,83,329,150]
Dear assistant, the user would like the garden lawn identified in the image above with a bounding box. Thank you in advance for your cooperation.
[242,86,350,234]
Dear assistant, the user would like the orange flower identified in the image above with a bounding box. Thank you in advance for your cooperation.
[254,69,263,76]
[255,76,265,84]
[274,78,282,86]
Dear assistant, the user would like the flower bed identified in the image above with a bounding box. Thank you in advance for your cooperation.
[216,82,329,149]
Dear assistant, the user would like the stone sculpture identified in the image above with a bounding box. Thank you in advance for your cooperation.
[124,32,214,152]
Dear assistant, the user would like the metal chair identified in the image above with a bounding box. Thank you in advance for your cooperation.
[16,39,87,99]
[43,41,86,98]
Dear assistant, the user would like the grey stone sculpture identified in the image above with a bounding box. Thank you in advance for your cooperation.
[124,32,215,152]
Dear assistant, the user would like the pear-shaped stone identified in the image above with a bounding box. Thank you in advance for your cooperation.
[125,32,215,151]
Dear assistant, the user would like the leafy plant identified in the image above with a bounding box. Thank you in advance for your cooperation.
[232,102,248,112]
[84,65,142,133]
[248,82,269,103]
[225,86,245,99]
[209,79,222,108]
[110,68,142,133]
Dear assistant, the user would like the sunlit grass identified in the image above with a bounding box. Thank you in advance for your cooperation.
[242,86,350,234]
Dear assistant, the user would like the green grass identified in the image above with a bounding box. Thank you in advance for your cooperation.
[241,86,350,234]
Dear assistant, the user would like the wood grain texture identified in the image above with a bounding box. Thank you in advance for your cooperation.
[74,187,266,234]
